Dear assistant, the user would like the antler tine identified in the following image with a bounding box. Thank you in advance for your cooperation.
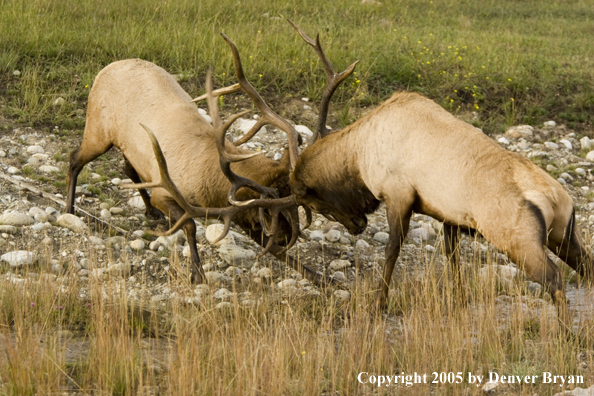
[287,19,359,143]
[220,33,300,170]
[201,69,279,205]
[191,83,241,103]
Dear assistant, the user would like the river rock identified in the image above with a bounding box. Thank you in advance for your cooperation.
[204,271,230,285]
[256,267,272,279]
[482,381,500,392]
[27,157,41,166]
[1,250,36,267]
[225,266,243,277]
[100,209,111,219]
[39,165,60,173]
[543,120,556,128]
[325,229,341,243]
[106,262,131,276]
[309,230,324,242]
[505,125,533,138]
[149,240,161,251]
[355,239,370,249]
[559,139,572,150]
[213,288,233,300]
[575,168,586,176]
[295,125,313,138]
[128,196,146,210]
[88,236,105,246]
[478,265,519,289]
[409,227,432,241]
[46,207,59,216]
[156,229,186,248]
[34,213,48,223]
[554,385,594,396]
[331,271,347,282]
[333,290,351,302]
[205,224,235,246]
[373,232,390,244]
[0,212,34,227]
[130,240,145,251]
[329,259,350,271]
[110,207,124,215]
[233,118,265,135]
[277,279,298,294]
[57,214,89,234]
[218,245,256,268]
[0,225,18,234]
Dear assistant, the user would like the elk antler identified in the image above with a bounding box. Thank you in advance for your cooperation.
[287,19,359,143]
[121,70,300,256]
[191,83,241,103]
[220,33,301,170]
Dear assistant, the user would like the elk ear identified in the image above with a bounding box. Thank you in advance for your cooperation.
[292,180,307,198]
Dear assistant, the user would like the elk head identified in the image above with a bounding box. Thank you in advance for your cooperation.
[284,20,377,234]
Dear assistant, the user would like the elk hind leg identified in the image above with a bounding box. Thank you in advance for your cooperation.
[503,213,571,332]
[516,248,571,332]
[123,157,165,220]
[548,209,593,282]
[444,224,466,303]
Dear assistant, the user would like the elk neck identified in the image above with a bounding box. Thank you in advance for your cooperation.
[295,126,380,216]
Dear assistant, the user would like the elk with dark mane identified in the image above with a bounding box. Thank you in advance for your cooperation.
[287,21,592,330]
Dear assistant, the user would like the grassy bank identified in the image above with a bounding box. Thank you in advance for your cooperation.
[1,0,593,132]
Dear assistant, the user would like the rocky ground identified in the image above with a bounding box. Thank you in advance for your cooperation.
[1,110,594,314]
[1,108,594,394]
[2,107,594,300]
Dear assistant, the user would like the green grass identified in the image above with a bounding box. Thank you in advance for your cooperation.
[1,0,593,133]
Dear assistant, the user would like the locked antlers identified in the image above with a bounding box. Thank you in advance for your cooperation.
[121,69,300,256]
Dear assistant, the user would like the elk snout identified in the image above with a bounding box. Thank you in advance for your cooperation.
[348,216,367,235]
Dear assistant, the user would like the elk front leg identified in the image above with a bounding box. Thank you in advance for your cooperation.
[377,205,413,308]
[443,224,466,301]
[67,142,112,214]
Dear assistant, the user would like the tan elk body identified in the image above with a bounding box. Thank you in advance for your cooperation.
[291,91,592,328]
[67,58,311,283]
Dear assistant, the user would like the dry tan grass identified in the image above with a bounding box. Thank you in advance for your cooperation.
[0,244,592,396]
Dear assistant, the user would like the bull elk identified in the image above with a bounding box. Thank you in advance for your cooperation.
[66,35,330,285]
[287,21,592,330]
